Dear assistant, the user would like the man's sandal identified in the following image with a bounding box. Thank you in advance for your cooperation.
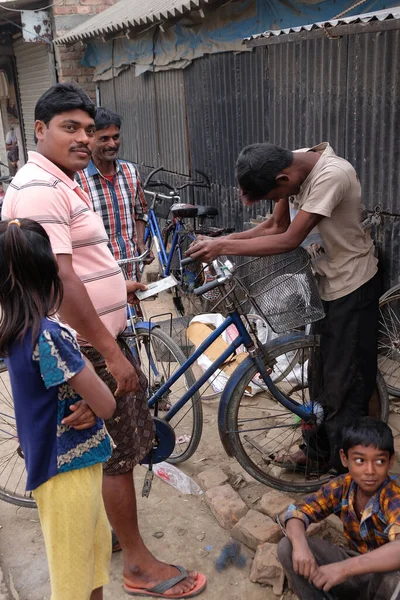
[124,565,207,598]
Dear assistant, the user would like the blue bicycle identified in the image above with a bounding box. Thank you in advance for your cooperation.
[0,252,200,508]
[142,167,233,316]
[139,249,388,493]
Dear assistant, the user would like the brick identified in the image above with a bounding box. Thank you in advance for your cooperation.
[53,6,73,14]
[229,462,254,484]
[198,466,228,491]
[250,542,285,596]
[76,5,95,14]
[259,490,294,520]
[59,68,81,77]
[205,484,248,529]
[231,510,283,550]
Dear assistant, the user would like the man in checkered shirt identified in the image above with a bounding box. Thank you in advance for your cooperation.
[76,107,152,280]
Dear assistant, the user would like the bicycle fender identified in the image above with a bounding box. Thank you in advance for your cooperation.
[217,333,312,456]
[134,322,159,332]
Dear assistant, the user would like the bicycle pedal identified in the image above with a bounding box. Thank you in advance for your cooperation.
[142,469,154,498]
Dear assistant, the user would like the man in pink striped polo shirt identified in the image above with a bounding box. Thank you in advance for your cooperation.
[3,83,205,599]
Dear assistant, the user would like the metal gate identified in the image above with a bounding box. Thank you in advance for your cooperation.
[13,37,56,154]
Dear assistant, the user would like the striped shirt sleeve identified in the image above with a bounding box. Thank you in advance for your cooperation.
[7,184,73,254]
[133,167,148,221]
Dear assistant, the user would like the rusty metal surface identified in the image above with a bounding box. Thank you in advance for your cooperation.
[345,28,400,215]
[267,36,347,155]
[20,9,52,43]
[245,6,400,42]
[154,69,189,175]
[99,20,400,285]
[55,0,210,44]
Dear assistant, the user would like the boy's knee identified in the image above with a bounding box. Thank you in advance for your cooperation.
[277,537,293,569]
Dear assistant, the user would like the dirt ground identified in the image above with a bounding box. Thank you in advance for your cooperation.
[0,289,284,600]
[1,281,400,600]
[0,391,279,600]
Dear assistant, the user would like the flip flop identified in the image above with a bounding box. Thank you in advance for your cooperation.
[124,565,207,598]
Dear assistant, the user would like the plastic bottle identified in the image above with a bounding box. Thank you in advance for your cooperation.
[152,462,203,495]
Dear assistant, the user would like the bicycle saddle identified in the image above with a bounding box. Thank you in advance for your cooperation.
[196,205,218,218]
[170,203,198,218]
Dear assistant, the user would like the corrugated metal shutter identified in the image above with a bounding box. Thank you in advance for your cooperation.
[13,38,56,153]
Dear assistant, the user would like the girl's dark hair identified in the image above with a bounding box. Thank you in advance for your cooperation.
[95,106,122,131]
[342,417,394,457]
[0,219,63,356]
[236,143,293,202]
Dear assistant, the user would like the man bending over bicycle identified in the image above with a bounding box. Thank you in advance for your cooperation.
[186,142,379,474]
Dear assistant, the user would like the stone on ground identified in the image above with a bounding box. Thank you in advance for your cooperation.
[325,514,344,533]
[228,462,255,484]
[231,510,283,550]
[205,484,248,529]
[250,542,285,596]
[198,466,229,491]
[259,490,294,520]
[306,521,326,537]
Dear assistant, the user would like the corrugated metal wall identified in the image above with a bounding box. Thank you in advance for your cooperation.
[100,23,400,288]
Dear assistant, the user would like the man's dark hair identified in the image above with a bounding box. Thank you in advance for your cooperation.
[236,143,293,202]
[94,107,122,131]
[342,417,394,457]
[34,82,95,128]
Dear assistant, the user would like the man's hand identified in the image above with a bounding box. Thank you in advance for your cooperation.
[126,280,147,305]
[137,244,154,265]
[186,236,223,262]
[305,243,325,260]
[61,400,97,430]
[106,353,139,396]
[312,561,349,592]
[292,543,319,581]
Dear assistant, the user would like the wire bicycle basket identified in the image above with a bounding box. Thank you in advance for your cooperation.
[230,247,325,333]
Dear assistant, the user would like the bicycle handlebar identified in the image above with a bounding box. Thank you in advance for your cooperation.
[143,166,210,193]
[143,166,165,189]
[194,277,226,296]
[181,257,194,266]
[117,249,150,265]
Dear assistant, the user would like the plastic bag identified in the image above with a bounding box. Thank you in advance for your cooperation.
[152,462,203,495]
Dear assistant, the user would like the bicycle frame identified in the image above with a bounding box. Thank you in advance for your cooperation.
[145,208,193,278]
[147,308,314,424]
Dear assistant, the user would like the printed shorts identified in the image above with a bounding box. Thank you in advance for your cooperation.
[80,338,155,476]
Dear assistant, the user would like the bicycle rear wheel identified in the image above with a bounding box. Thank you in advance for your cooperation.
[0,362,35,507]
[378,291,400,397]
[130,327,203,463]
[224,335,388,493]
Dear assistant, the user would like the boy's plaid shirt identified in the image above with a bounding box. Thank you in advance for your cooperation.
[284,473,400,553]
[76,159,147,279]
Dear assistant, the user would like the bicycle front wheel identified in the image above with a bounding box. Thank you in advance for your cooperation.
[0,362,35,508]
[225,335,388,493]
[378,291,400,397]
[131,327,203,463]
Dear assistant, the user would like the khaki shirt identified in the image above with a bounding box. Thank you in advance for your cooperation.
[292,142,377,301]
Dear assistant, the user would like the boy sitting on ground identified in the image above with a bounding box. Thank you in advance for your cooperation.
[278,417,400,600]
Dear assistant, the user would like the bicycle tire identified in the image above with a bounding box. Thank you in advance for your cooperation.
[132,327,203,463]
[224,335,388,493]
[378,291,400,397]
[0,361,36,508]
